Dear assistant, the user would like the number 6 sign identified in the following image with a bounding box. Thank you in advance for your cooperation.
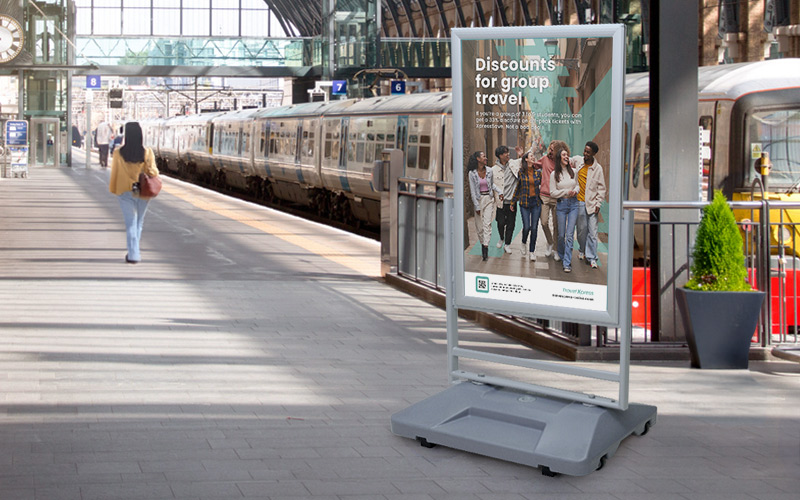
[391,80,406,94]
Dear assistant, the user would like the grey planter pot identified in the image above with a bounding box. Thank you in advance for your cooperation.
[676,288,766,369]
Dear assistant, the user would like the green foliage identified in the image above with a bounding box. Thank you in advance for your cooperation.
[685,191,754,292]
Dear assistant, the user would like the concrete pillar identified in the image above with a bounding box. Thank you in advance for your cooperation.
[650,2,700,341]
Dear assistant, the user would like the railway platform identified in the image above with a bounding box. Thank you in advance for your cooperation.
[0,163,798,499]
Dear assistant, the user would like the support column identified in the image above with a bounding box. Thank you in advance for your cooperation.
[650,1,700,341]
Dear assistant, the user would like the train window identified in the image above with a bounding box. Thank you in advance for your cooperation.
[347,137,356,162]
[365,143,375,164]
[407,145,418,170]
[377,134,385,142]
[324,132,333,159]
[632,133,641,188]
[746,108,800,187]
[418,135,431,170]
[356,142,365,163]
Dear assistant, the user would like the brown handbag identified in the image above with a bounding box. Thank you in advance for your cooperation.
[138,172,162,198]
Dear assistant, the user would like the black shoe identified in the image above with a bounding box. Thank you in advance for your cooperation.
[125,254,139,264]
[482,245,488,261]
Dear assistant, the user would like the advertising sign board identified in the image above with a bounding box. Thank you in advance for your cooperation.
[452,25,626,326]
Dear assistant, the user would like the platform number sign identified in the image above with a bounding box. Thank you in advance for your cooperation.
[331,80,347,95]
[86,75,101,89]
[391,80,406,95]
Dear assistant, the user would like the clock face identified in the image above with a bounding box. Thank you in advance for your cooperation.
[0,15,24,64]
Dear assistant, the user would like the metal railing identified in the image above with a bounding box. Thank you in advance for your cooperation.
[396,183,800,348]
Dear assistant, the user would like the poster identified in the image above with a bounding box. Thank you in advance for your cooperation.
[452,25,626,326]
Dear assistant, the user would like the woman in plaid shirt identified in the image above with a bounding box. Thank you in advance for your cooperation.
[513,151,542,261]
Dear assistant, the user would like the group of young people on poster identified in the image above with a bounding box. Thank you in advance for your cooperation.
[467,139,607,273]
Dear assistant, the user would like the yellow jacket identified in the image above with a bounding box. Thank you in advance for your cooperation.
[109,147,159,196]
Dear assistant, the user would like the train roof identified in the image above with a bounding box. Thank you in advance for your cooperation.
[330,92,452,116]
[253,99,354,119]
[251,92,452,119]
[211,108,263,123]
[625,58,800,102]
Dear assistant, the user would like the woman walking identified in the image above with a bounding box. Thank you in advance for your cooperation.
[109,122,159,264]
[467,151,502,261]
[549,144,580,272]
[513,151,542,261]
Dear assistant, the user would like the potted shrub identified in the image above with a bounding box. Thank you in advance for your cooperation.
[676,191,766,369]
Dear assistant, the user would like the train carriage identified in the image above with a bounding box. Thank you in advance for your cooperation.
[625,59,800,258]
[178,112,223,180]
[208,109,260,190]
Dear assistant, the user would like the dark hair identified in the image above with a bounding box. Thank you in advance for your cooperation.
[553,144,573,182]
[466,151,484,172]
[494,145,509,158]
[520,151,532,173]
[585,141,599,155]
[119,122,145,164]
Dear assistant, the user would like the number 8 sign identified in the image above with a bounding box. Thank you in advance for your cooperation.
[86,75,102,89]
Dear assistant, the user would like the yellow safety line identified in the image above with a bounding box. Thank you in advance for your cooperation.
[162,182,378,277]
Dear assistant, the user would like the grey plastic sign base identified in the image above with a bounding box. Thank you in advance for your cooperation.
[391,381,657,477]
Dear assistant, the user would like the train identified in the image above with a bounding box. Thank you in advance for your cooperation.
[142,59,800,239]
[141,92,454,227]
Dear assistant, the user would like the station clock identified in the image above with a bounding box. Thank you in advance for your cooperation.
[0,14,24,64]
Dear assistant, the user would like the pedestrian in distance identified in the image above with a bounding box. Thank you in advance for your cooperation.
[109,122,159,264]
[95,118,114,168]
[467,150,503,261]
[110,125,124,156]
[71,125,82,148]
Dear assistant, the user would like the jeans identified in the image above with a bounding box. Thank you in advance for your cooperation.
[556,197,580,269]
[98,144,110,167]
[118,191,150,262]
[495,202,517,245]
[519,202,542,252]
[577,205,600,263]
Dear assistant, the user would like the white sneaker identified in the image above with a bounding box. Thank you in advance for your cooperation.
[504,245,513,254]
[530,253,536,261]
[554,254,562,262]
[521,246,528,256]
[544,244,553,257]
[496,241,504,249]
[578,252,585,261]
[590,260,598,269]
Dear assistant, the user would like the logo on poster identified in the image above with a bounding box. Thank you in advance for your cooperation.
[476,276,490,293]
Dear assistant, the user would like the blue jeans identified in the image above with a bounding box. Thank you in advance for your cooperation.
[556,197,580,269]
[519,202,542,252]
[577,205,600,263]
[118,191,150,262]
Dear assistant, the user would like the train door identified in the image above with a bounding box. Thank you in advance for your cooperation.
[295,122,303,163]
[623,104,633,199]
[442,114,453,183]
[698,102,715,202]
[396,115,408,174]
[339,117,349,170]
